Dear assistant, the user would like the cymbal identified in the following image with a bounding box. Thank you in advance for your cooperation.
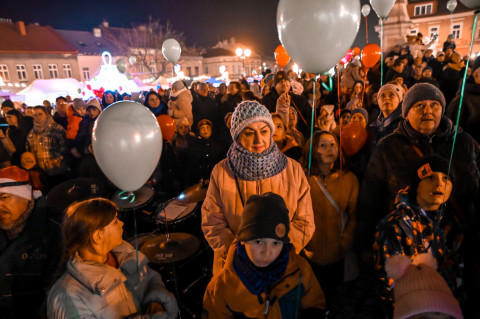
[112,185,154,210]
[176,180,209,203]
[46,178,105,212]
[138,233,201,264]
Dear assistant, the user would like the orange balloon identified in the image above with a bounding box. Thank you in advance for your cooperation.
[274,45,291,68]
[361,43,381,69]
[353,47,361,56]
[156,115,176,141]
[341,122,367,156]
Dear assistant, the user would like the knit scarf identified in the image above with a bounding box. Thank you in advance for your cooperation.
[0,200,34,240]
[227,139,287,181]
[33,116,53,134]
[233,241,290,296]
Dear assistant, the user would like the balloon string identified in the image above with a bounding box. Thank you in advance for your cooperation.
[380,19,384,87]
[118,191,140,283]
[361,69,368,108]
[307,77,317,177]
[170,63,174,97]
[365,16,369,44]
[337,64,341,109]
[448,11,479,176]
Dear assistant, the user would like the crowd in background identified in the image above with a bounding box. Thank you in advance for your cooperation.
[1,32,479,318]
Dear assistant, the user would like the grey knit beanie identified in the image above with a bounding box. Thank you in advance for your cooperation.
[230,101,275,141]
[402,83,446,118]
[351,107,368,124]
[378,83,404,102]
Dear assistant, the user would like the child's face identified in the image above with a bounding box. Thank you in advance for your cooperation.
[416,172,453,210]
[76,107,87,116]
[21,152,36,170]
[87,107,100,119]
[316,134,338,165]
[351,113,367,128]
[243,238,284,268]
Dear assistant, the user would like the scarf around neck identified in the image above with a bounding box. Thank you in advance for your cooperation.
[233,241,290,296]
[227,139,288,181]
[1,200,34,240]
[33,116,53,134]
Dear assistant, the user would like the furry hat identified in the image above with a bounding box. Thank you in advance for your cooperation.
[172,80,185,91]
[72,98,86,111]
[386,253,463,319]
[236,192,290,243]
[230,101,275,141]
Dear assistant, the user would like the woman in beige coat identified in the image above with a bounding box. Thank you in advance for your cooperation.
[201,100,315,274]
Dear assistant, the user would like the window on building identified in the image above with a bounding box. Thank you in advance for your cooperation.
[33,64,43,79]
[414,4,433,16]
[410,29,418,36]
[48,64,58,78]
[204,67,208,74]
[452,24,462,39]
[82,67,90,81]
[195,66,199,76]
[63,64,72,78]
[149,61,156,73]
[16,65,27,81]
[0,65,10,81]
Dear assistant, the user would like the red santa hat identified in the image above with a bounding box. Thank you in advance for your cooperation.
[0,166,32,200]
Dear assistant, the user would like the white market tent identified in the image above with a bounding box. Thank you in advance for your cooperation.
[17,78,84,106]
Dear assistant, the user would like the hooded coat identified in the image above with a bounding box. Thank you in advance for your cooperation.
[168,88,194,125]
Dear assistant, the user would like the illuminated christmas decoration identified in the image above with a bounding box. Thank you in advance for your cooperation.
[85,51,140,97]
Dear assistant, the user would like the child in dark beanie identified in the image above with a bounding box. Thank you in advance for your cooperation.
[203,192,326,318]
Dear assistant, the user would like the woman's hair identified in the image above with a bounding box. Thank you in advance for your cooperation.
[63,198,118,259]
[350,80,364,100]
[6,109,23,123]
[302,130,344,175]
[102,90,117,107]
[241,90,260,102]
[143,91,162,108]
[228,81,241,94]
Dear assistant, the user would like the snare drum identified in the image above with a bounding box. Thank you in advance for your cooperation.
[112,185,157,238]
[155,198,203,238]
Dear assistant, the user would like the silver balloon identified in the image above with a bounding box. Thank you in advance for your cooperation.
[459,0,480,9]
[92,101,162,192]
[162,39,182,64]
[361,4,371,17]
[277,0,361,74]
[370,0,395,19]
[447,0,458,13]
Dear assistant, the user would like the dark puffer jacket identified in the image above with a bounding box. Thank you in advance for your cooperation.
[355,117,480,254]
[446,78,480,143]
[0,197,63,318]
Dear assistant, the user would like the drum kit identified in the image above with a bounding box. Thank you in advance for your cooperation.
[47,178,213,318]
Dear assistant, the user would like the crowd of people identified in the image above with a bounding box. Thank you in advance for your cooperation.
[1,33,479,318]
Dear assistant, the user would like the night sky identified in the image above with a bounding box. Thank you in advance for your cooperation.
[3,0,380,56]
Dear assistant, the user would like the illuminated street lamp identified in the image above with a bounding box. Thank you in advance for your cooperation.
[236,47,252,76]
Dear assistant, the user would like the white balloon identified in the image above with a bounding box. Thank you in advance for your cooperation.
[92,101,162,192]
[277,0,361,74]
[459,0,480,9]
[361,4,371,17]
[162,38,182,64]
[370,0,395,19]
[447,0,458,13]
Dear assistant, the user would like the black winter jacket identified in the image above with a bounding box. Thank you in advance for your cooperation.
[0,197,63,318]
[355,117,480,253]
